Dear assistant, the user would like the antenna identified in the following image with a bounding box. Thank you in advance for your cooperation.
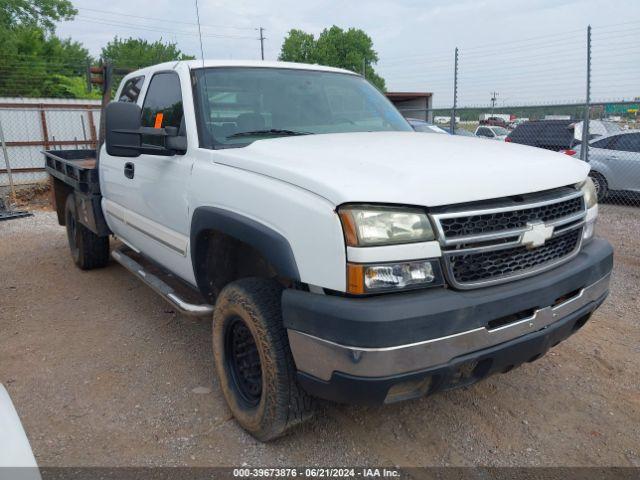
[195,0,205,67]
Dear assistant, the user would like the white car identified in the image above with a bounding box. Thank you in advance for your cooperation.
[475,125,510,140]
[407,118,448,134]
[0,385,40,478]
[563,130,640,200]
[45,60,612,441]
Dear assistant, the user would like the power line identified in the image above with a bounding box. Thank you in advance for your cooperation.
[73,16,257,40]
[592,18,640,30]
[460,30,584,52]
[77,6,255,30]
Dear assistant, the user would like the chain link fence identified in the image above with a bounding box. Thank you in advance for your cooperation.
[1,23,639,215]
[390,23,639,213]
[0,99,101,189]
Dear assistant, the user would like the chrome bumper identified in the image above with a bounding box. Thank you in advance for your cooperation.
[288,274,610,381]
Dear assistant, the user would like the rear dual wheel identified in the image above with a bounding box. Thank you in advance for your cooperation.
[64,194,109,270]
[212,278,315,441]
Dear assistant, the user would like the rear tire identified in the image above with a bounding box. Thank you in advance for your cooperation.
[64,194,109,270]
[212,278,315,441]
[589,171,608,202]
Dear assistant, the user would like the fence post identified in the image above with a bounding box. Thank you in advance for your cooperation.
[581,25,591,162]
[0,119,17,205]
[451,47,458,134]
[40,109,50,150]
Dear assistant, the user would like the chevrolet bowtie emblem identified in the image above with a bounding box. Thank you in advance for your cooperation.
[521,221,554,249]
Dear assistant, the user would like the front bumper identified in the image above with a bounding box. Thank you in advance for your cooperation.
[282,238,613,404]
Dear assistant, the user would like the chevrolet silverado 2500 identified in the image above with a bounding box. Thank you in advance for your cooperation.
[45,60,613,441]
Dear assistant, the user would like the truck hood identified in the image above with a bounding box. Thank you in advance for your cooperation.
[215,131,589,207]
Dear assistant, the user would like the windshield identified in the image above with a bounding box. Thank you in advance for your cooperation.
[492,127,509,136]
[192,67,412,147]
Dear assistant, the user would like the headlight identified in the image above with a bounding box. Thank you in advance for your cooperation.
[347,260,443,294]
[577,177,598,243]
[578,177,598,209]
[338,205,435,246]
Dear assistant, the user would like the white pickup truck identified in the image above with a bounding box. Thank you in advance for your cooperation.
[45,60,613,441]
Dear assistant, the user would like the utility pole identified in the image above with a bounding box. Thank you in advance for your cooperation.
[362,57,366,78]
[490,91,498,115]
[451,47,458,133]
[258,27,265,60]
[581,25,591,162]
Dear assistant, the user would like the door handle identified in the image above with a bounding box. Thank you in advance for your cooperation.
[124,162,135,179]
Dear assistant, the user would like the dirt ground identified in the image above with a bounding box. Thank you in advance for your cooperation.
[0,203,638,467]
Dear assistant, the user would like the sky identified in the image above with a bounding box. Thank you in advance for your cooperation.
[55,0,640,108]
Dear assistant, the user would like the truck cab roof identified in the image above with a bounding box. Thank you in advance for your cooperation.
[121,60,357,82]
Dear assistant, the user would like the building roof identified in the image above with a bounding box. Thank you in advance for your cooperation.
[386,92,433,101]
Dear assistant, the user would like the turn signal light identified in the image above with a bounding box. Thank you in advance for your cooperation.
[346,260,443,295]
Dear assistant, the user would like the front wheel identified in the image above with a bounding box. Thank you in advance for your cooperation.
[589,171,608,202]
[212,278,314,441]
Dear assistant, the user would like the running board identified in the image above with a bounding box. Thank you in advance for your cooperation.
[111,248,214,317]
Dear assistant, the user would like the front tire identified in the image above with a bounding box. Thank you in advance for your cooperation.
[212,278,314,441]
[589,171,608,202]
[64,194,109,270]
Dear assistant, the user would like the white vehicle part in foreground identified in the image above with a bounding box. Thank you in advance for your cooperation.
[0,385,40,478]
[212,131,589,207]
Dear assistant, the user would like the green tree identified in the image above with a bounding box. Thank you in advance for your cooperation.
[279,29,317,64]
[0,25,94,98]
[279,26,386,91]
[101,37,195,70]
[0,0,96,98]
[0,0,77,31]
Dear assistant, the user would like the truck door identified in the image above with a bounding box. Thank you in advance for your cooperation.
[100,71,196,283]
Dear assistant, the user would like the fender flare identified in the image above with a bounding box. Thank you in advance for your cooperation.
[190,206,300,291]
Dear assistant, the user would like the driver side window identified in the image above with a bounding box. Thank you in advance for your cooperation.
[141,72,184,145]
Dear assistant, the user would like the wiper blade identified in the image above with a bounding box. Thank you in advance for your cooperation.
[226,129,312,139]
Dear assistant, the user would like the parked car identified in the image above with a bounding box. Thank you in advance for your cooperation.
[572,119,623,143]
[475,125,509,140]
[506,119,575,151]
[45,60,611,441]
[441,127,476,137]
[562,130,640,201]
[479,116,510,128]
[407,118,448,134]
[509,118,529,129]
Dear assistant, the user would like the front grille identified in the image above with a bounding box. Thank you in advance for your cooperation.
[447,228,581,285]
[440,195,584,238]
[431,189,587,289]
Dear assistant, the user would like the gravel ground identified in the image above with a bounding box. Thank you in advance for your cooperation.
[0,206,638,467]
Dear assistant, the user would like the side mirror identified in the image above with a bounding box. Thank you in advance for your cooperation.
[105,102,141,157]
[105,102,188,157]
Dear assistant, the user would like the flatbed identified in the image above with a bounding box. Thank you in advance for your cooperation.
[44,149,99,195]
[44,149,108,235]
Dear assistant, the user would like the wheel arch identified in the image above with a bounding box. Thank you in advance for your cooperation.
[587,160,613,188]
[190,206,300,299]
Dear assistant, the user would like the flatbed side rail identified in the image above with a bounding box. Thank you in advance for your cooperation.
[44,149,110,236]
[43,149,99,195]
